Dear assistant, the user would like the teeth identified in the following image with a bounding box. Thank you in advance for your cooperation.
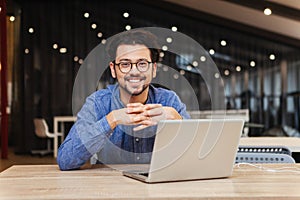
[129,79,140,83]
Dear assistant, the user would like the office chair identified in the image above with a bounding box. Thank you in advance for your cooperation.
[31,118,63,157]
[236,146,295,163]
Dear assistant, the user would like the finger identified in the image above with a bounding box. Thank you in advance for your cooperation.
[127,103,144,108]
[144,107,163,117]
[133,120,158,131]
[132,115,149,122]
[143,104,162,110]
[127,106,145,114]
[133,125,148,131]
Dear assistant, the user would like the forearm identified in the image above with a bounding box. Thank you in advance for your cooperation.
[164,106,183,120]
[57,117,113,170]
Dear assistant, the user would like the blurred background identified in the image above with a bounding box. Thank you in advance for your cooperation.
[1,0,300,160]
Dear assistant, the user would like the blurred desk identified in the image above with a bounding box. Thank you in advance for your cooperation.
[240,137,300,162]
[53,116,77,157]
[1,164,300,199]
[240,137,300,153]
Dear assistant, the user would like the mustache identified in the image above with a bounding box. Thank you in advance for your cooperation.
[124,75,146,81]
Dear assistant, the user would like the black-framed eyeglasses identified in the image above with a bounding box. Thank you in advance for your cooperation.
[114,60,152,73]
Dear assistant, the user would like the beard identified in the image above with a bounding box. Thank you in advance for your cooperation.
[120,79,150,96]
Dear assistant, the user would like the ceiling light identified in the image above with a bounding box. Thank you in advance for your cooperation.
[53,43,58,49]
[125,25,131,30]
[91,23,97,29]
[84,12,89,18]
[166,37,172,43]
[162,45,168,51]
[78,59,83,64]
[173,74,179,79]
[269,54,275,60]
[123,12,129,18]
[59,48,67,54]
[180,70,185,75]
[101,39,106,44]
[192,61,198,67]
[250,60,256,67]
[186,65,192,71]
[24,48,30,54]
[97,32,103,38]
[9,16,15,22]
[200,56,206,62]
[236,65,241,72]
[214,73,220,79]
[28,27,34,33]
[264,8,272,16]
[209,49,215,55]
[159,52,164,57]
[171,26,177,32]
[220,40,227,46]
[224,70,230,76]
[73,56,79,62]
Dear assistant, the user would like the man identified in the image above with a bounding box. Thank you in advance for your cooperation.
[57,29,190,170]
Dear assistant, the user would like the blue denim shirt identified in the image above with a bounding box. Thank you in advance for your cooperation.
[57,84,190,170]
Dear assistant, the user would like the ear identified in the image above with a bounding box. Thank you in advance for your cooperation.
[109,62,116,78]
[152,62,157,78]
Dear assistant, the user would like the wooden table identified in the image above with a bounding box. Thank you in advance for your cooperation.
[1,164,300,199]
[53,116,77,157]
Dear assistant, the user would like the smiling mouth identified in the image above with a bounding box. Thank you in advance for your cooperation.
[125,77,146,83]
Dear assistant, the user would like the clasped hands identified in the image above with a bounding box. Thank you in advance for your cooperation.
[107,103,181,131]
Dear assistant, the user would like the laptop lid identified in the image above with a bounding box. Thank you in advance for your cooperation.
[123,119,244,183]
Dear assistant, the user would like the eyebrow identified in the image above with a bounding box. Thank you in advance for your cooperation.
[118,58,149,62]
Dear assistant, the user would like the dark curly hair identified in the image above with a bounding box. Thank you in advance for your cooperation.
[106,29,160,62]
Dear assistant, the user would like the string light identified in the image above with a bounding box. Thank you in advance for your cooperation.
[269,54,276,60]
[192,61,198,67]
[84,12,90,18]
[209,49,215,55]
[59,48,67,54]
[9,16,15,22]
[166,37,172,43]
[91,23,97,29]
[200,56,206,62]
[250,60,256,67]
[224,69,230,76]
[53,43,58,49]
[236,65,241,72]
[264,8,272,16]
[220,40,227,46]
[171,26,177,32]
[162,45,168,51]
[214,73,220,79]
[24,48,30,54]
[97,32,103,38]
[123,12,129,18]
[125,25,131,30]
[28,27,34,34]
[73,56,79,62]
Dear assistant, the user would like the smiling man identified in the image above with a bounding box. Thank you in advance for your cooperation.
[57,29,190,170]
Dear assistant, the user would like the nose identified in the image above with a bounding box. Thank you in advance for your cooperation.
[129,63,139,73]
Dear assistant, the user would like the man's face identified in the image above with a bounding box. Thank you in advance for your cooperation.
[110,44,157,96]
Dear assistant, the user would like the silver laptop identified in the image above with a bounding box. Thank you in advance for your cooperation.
[123,119,244,183]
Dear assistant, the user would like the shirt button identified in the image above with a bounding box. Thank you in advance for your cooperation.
[135,138,139,142]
